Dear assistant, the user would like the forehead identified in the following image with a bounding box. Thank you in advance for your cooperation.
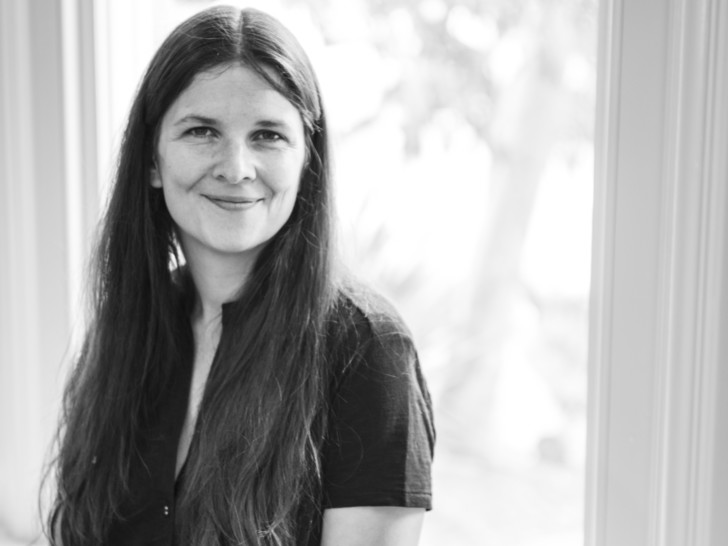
[162,63,300,123]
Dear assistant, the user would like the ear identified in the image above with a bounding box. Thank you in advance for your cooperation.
[150,161,162,188]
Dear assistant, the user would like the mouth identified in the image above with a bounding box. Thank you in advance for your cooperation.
[203,195,264,210]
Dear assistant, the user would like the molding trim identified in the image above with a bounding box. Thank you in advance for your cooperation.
[585,0,622,542]
[0,0,99,539]
[62,0,100,338]
[0,0,64,538]
[650,1,728,545]
[588,0,728,544]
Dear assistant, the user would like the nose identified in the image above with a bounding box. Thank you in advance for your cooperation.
[212,138,256,183]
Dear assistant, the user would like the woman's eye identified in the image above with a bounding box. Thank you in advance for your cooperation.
[186,127,216,138]
[254,130,285,143]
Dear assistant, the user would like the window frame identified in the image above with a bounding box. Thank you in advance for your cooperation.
[587,0,728,545]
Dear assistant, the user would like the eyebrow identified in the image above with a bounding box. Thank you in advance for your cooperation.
[173,115,218,127]
[255,119,292,130]
[173,115,293,130]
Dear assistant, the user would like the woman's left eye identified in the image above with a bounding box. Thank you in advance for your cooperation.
[253,130,285,143]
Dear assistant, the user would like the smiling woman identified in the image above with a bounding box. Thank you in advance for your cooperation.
[45,6,434,546]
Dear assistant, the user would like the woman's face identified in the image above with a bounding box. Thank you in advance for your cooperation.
[152,63,306,261]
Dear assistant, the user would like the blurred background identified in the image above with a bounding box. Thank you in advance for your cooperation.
[0,0,596,544]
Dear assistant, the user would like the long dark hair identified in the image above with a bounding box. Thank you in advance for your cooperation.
[49,6,336,545]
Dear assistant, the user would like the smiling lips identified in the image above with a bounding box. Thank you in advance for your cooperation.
[203,194,264,211]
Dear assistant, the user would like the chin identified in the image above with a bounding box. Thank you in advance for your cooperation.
[212,237,267,257]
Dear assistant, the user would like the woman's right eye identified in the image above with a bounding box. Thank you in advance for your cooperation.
[186,126,216,138]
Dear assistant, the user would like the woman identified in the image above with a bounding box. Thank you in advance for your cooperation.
[48,6,434,546]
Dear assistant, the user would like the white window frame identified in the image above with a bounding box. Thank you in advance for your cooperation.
[0,0,98,538]
[587,0,728,545]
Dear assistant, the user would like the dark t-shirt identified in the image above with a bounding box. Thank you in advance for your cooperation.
[106,287,435,545]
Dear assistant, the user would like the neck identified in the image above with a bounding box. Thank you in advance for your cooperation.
[182,242,260,324]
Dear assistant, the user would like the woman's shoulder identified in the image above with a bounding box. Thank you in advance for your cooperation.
[332,280,414,347]
[326,280,418,383]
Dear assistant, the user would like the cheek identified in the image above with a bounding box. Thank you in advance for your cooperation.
[266,173,300,228]
[262,161,303,201]
[158,143,208,187]
[276,150,307,191]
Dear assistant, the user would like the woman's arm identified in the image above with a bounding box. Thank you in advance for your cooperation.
[320,506,425,546]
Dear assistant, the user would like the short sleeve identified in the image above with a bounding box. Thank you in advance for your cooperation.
[321,311,435,511]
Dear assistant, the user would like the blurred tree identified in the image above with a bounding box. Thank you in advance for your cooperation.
[288,0,595,463]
